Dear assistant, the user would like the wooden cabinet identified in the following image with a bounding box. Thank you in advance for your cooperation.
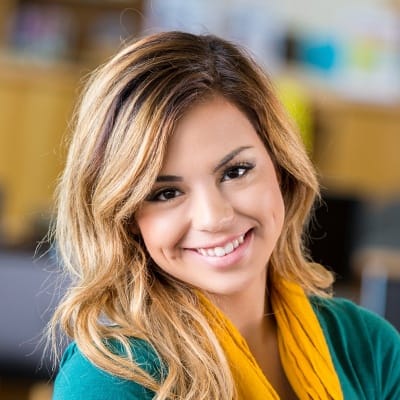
[0,1,143,245]
[313,97,400,199]
[0,62,79,243]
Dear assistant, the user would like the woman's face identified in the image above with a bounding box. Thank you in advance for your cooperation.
[135,97,285,298]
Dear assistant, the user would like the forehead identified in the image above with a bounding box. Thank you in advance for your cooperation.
[161,97,265,170]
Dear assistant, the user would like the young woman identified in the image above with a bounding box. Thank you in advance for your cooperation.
[51,31,400,399]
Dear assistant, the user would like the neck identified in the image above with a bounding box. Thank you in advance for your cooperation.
[208,274,274,346]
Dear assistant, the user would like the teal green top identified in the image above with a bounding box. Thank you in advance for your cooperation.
[53,298,400,399]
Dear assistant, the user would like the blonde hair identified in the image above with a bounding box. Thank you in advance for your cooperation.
[51,31,333,399]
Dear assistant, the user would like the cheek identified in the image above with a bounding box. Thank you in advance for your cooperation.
[271,186,285,226]
[253,185,285,238]
[273,193,285,232]
[241,178,285,219]
[135,210,184,258]
[136,215,162,252]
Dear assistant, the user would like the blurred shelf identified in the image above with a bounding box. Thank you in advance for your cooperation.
[1,0,144,66]
[21,0,141,7]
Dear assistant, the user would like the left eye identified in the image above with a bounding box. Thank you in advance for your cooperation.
[221,164,253,181]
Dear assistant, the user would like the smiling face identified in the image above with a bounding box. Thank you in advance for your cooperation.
[135,96,285,299]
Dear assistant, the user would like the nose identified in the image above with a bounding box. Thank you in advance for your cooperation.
[191,185,234,232]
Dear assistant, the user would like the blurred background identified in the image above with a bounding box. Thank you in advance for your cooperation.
[0,0,400,398]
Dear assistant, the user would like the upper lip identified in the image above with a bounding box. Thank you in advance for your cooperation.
[187,230,249,250]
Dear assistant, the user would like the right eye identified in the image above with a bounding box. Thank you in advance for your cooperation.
[147,188,183,202]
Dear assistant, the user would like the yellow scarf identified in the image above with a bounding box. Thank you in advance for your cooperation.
[199,279,343,400]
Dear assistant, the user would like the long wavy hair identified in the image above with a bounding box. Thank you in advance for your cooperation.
[51,31,333,399]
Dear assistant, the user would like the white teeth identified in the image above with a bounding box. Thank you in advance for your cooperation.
[197,234,245,257]
[224,242,234,254]
[214,247,225,257]
[207,248,215,257]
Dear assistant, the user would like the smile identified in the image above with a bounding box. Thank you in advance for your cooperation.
[196,234,245,257]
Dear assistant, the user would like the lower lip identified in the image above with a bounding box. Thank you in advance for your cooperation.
[187,230,253,269]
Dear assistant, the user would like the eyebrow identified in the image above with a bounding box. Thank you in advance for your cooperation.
[156,175,183,182]
[155,145,253,182]
[213,146,253,172]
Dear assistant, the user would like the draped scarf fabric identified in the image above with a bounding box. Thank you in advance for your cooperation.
[199,280,343,400]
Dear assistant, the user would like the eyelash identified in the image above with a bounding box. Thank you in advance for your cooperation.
[146,187,182,202]
[146,161,255,202]
[220,161,254,182]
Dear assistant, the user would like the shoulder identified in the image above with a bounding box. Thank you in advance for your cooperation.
[311,296,400,399]
[53,339,160,400]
